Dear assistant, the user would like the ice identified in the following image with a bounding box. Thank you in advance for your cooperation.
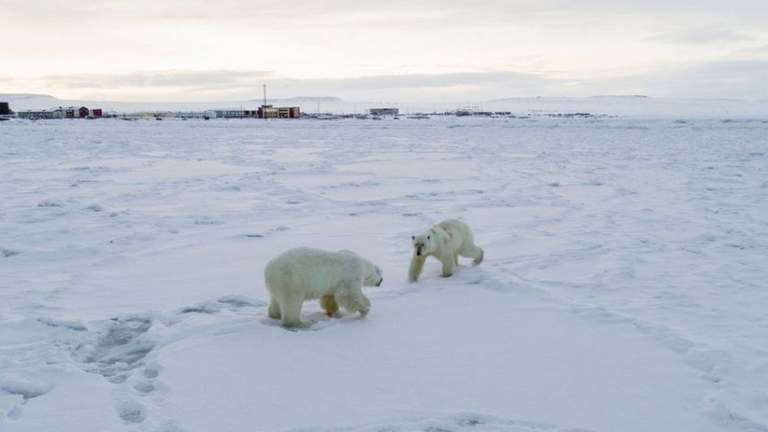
[1,114,767,431]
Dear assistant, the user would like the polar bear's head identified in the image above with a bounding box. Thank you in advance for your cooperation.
[338,250,383,287]
[411,233,436,257]
[362,259,384,287]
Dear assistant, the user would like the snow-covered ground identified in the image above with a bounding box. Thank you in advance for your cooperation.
[1,115,767,432]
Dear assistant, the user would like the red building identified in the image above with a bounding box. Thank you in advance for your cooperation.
[63,106,90,118]
[92,109,103,118]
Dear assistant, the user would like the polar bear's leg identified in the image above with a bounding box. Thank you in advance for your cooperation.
[440,254,456,277]
[343,293,370,317]
[279,298,306,328]
[268,296,281,319]
[459,241,484,266]
[454,252,459,266]
[357,294,371,317]
[408,254,427,282]
[458,226,484,265]
[336,286,371,317]
[320,294,340,317]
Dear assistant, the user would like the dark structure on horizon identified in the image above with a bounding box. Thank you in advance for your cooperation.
[258,84,300,119]
[369,108,399,116]
[214,109,256,119]
[17,106,105,120]
[258,105,300,119]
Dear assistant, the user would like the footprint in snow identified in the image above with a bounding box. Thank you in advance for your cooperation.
[117,399,147,424]
[0,376,54,421]
[1,248,20,258]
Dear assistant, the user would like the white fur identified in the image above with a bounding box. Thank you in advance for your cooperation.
[408,219,484,282]
[264,247,383,328]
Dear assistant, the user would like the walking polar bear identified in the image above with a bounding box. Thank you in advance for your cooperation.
[408,219,484,282]
[265,247,383,328]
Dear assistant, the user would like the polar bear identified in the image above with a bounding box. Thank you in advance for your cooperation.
[408,219,484,282]
[264,247,383,328]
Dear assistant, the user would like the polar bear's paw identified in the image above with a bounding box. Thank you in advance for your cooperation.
[473,248,484,266]
[282,320,309,331]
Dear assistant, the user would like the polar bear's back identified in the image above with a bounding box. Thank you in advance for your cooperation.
[264,247,363,299]
[439,219,471,236]
[435,219,473,248]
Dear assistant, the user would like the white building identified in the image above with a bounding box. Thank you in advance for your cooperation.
[17,108,65,119]
[174,111,217,119]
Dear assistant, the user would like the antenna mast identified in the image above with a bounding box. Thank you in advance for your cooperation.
[263,84,267,121]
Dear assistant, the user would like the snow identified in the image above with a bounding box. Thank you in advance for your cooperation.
[1,113,767,431]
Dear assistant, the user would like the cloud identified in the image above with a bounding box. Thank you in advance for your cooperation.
[0,0,562,26]
[7,69,556,102]
[39,70,275,90]
[2,1,766,102]
[740,44,768,55]
[278,71,558,102]
[646,28,756,46]
[6,61,768,102]
[568,60,768,100]
[654,60,768,99]
[301,71,551,90]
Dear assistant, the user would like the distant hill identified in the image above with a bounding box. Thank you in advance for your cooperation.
[0,93,58,101]
[488,95,650,103]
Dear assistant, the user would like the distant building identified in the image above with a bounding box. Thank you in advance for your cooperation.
[213,109,257,119]
[152,111,174,120]
[115,111,173,120]
[16,106,104,120]
[18,108,65,119]
[174,110,217,119]
[257,105,300,119]
[0,102,11,115]
[61,106,89,118]
[369,108,399,116]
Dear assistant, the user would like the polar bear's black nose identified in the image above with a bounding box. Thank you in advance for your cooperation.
[376,279,382,287]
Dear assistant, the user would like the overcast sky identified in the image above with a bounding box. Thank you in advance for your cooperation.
[1,0,767,102]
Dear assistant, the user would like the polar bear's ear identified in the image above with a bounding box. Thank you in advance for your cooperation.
[411,235,415,240]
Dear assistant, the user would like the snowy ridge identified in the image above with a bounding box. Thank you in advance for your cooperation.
[287,412,594,431]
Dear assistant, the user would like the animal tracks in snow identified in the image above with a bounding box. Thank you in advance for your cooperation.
[0,294,268,427]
